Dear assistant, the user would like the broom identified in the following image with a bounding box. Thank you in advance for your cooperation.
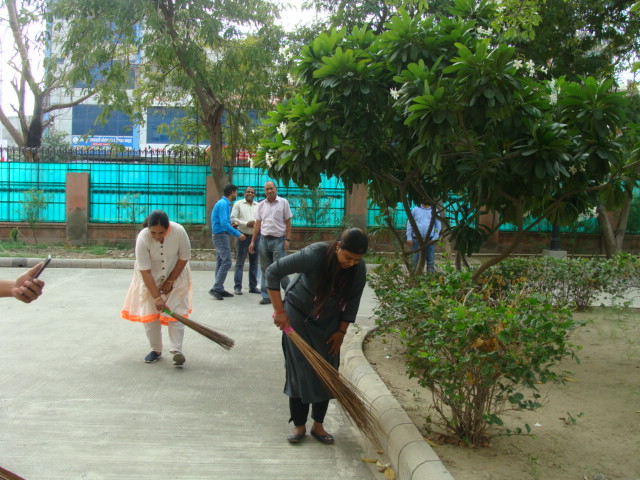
[163,308,235,350]
[283,325,381,449]
[0,466,25,480]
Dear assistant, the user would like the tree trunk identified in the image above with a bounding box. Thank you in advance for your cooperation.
[598,204,615,258]
[205,111,229,199]
[597,194,632,257]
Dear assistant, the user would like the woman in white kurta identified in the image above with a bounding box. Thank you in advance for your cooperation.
[121,210,192,365]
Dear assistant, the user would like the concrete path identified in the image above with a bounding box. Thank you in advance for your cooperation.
[0,261,452,480]
[0,266,381,479]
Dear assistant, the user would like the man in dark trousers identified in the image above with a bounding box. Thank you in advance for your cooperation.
[209,184,245,300]
[230,186,260,295]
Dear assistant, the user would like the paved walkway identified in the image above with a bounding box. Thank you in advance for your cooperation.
[0,260,453,480]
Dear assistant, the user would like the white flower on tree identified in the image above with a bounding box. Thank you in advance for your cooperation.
[276,122,288,137]
[525,60,536,75]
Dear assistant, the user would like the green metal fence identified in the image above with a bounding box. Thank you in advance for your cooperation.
[0,146,630,234]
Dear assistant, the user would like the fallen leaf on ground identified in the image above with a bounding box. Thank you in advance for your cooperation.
[360,458,378,463]
[424,437,440,447]
[384,467,396,480]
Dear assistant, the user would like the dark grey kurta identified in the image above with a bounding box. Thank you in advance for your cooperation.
[265,242,367,404]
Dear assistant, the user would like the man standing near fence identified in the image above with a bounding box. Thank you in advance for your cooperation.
[209,184,245,300]
[230,186,260,295]
[406,202,441,274]
[249,181,292,305]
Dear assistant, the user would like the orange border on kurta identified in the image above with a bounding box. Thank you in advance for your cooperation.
[121,309,192,326]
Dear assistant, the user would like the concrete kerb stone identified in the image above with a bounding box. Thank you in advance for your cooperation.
[2,257,217,271]
[343,324,455,480]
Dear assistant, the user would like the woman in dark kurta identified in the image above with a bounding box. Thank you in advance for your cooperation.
[266,228,368,444]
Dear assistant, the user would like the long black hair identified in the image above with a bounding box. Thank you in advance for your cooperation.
[142,210,169,229]
[312,228,368,317]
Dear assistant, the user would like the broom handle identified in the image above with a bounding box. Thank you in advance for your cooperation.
[283,325,293,335]
[0,466,26,480]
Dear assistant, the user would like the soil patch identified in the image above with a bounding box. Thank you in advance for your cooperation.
[364,308,640,480]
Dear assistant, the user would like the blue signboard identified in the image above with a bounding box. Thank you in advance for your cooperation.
[72,135,134,148]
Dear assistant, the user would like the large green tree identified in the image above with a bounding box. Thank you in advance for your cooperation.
[0,0,108,151]
[514,0,640,81]
[254,1,634,279]
[55,0,288,194]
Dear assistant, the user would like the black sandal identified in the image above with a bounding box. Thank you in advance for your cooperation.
[287,431,306,443]
[310,429,335,445]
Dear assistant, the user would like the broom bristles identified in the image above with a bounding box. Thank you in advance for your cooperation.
[164,309,235,350]
[284,326,381,449]
[0,466,26,480]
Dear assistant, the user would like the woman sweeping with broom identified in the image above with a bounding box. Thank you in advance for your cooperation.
[121,210,192,366]
[267,227,368,445]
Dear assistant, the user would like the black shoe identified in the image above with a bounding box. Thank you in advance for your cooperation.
[249,288,261,294]
[310,429,335,445]
[208,289,223,300]
[221,291,234,297]
[234,289,243,295]
[287,431,306,443]
[259,298,271,305]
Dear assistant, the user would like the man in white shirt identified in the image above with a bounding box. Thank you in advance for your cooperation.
[249,181,293,305]
[230,186,260,295]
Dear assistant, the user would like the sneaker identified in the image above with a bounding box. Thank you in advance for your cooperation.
[234,288,243,295]
[144,351,161,363]
[249,288,261,294]
[208,289,223,300]
[259,298,271,305]
[173,353,186,366]
[221,291,234,297]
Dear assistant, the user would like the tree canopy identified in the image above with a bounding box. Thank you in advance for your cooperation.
[0,0,99,150]
[54,0,289,193]
[253,0,637,278]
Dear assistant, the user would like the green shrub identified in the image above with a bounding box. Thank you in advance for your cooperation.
[485,254,639,311]
[370,262,582,446]
[17,189,50,245]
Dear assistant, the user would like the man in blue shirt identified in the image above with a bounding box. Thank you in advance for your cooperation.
[406,203,441,274]
[209,184,245,300]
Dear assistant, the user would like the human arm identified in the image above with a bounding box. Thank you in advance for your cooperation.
[406,212,414,245]
[140,269,165,311]
[248,219,262,254]
[230,202,240,228]
[0,263,45,303]
[161,224,191,294]
[232,202,255,229]
[160,258,188,294]
[432,216,442,241]
[267,245,323,330]
[269,288,288,330]
[217,201,242,237]
[326,264,366,354]
[283,217,292,250]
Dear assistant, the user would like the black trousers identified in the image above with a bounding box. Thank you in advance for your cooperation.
[289,397,329,426]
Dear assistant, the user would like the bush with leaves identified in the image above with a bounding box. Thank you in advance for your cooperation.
[484,254,639,311]
[17,189,50,245]
[370,261,582,446]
